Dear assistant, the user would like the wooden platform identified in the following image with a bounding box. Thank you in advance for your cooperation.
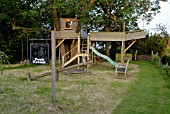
[55,31,78,39]
[90,30,146,41]
[126,31,146,41]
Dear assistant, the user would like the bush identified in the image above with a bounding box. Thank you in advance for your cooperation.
[0,51,10,74]
[152,53,160,65]
[161,55,170,65]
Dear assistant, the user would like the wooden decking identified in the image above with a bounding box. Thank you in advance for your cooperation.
[125,31,146,41]
[90,30,146,41]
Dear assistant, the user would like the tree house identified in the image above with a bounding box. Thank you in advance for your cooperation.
[55,18,90,68]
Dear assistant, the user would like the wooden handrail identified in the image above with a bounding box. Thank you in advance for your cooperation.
[62,45,79,66]
[56,39,65,48]
[62,39,90,66]
[63,45,78,57]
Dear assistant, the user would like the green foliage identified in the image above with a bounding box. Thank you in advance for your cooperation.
[133,34,168,56]
[89,0,160,31]
[0,0,52,63]
[0,51,10,74]
[161,64,170,78]
[0,0,162,63]
[162,55,170,65]
[152,52,160,65]
[0,51,10,64]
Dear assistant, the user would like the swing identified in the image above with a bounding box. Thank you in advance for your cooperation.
[30,38,50,64]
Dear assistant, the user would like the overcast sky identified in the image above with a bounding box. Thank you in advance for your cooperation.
[138,1,170,34]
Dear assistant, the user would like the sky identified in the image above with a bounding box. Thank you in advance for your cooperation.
[138,0,170,35]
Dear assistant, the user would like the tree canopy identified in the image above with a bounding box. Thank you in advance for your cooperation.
[0,0,163,63]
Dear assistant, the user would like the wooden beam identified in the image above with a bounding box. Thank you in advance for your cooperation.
[124,40,136,53]
[59,60,93,72]
[12,24,52,32]
[121,41,125,64]
[26,71,51,81]
[90,32,126,41]
[55,38,65,48]
[77,35,80,64]
[24,60,93,81]
[125,31,146,41]
[63,53,89,68]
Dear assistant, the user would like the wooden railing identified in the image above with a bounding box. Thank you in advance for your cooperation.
[62,45,79,66]
[62,36,90,67]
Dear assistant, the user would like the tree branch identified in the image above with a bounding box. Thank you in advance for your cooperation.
[12,22,52,32]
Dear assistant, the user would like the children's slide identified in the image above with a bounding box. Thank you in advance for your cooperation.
[89,46,119,67]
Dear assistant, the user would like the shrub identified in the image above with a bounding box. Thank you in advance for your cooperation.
[0,51,10,74]
[152,53,160,65]
[161,55,170,65]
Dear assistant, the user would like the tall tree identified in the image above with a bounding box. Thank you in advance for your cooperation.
[88,0,161,57]
[0,0,53,63]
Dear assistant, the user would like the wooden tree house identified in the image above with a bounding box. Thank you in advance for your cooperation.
[55,18,90,68]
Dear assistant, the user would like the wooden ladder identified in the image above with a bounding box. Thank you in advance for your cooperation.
[81,39,88,54]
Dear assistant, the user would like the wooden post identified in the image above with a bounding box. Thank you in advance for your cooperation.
[87,35,90,54]
[51,31,56,107]
[121,22,126,64]
[121,41,125,64]
[59,50,60,65]
[77,34,80,64]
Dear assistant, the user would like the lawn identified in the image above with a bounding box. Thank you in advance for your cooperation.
[114,61,170,114]
[0,61,170,113]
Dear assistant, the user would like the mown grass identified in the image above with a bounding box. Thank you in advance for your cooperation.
[3,64,45,70]
[114,61,170,114]
[0,61,136,114]
[1,61,170,113]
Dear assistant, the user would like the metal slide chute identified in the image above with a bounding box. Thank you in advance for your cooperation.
[89,46,119,67]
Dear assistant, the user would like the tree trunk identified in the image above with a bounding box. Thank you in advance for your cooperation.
[106,42,110,57]
[53,7,60,31]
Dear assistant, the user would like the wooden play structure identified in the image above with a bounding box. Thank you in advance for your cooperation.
[52,18,146,68]
[28,18,146,81]
[53,18,91,68]
[90,30,146,63]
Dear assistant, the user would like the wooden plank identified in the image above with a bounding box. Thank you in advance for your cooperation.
[26,71,51,81]
[25,60,93,81]
[63,54,89,68]
[125,31,146,41]
[55,31,78,39]
[124,40,136,53]
[59,60,93,72]
[90,32,126,41]
[56,38,65,48]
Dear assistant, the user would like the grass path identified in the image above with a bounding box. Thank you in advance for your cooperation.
[114,61,170,114]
